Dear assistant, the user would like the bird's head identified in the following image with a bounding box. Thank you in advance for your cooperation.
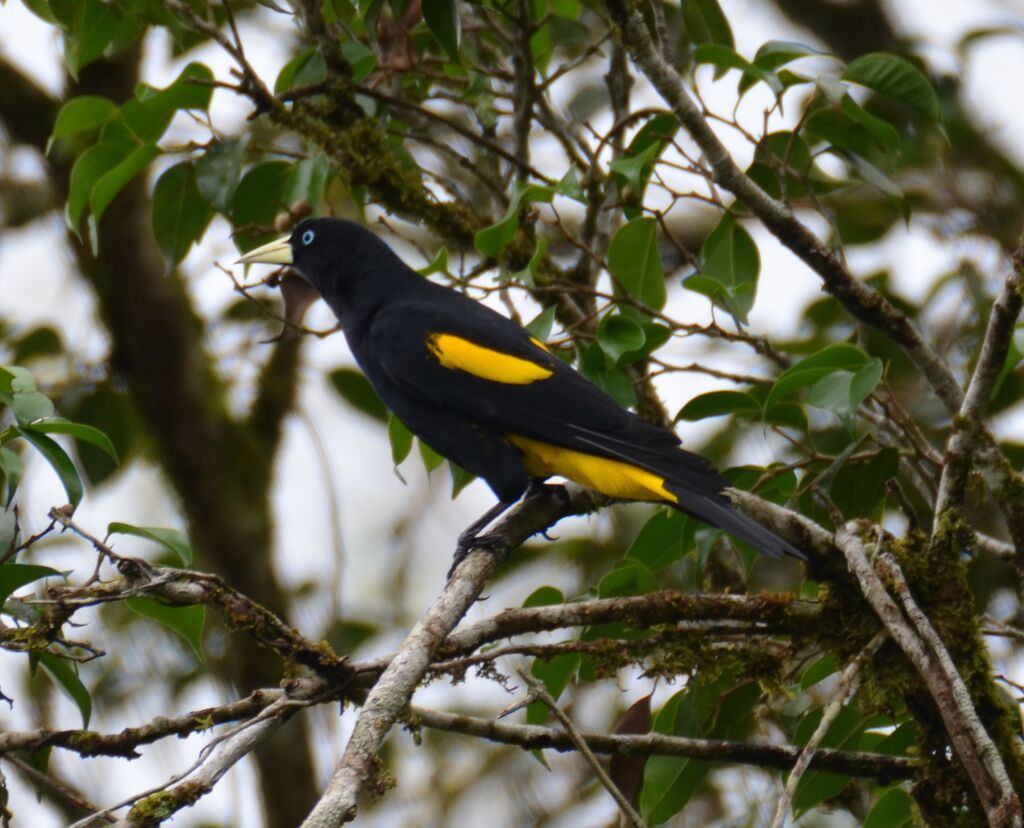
[237,217,420,328]
[237,217,365,293]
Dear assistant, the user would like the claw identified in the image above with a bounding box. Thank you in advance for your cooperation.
[448,531,511,580]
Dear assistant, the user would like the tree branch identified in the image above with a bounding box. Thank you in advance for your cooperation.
[601,0,964,415]
[836,524,1023,826]
[300,484,602,827]
[411,705,916,781]
[933,252,1024,557]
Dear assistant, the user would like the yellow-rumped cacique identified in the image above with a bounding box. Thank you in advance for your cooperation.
[239,217,806,566]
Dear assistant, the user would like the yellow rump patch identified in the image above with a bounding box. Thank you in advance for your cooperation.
[507,434,679,504]
[428,333,553,384]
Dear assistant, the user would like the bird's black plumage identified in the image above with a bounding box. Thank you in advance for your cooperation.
[240,217,805,562]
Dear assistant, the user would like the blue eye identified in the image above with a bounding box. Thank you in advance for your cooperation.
[301,229,316,246]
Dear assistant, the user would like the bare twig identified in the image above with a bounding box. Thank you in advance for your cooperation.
[933,256,1024,558]
[5,754,115,824]
[769,630,887,828]
[519,670,646,828]
[411,706,915,781]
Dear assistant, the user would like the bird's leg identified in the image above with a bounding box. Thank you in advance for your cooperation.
[448,480,566,578]
[449,499,517,578]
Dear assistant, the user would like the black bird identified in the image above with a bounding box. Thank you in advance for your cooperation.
[239,218,805,565]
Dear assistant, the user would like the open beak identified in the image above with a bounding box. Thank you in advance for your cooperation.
[237,235,293,265]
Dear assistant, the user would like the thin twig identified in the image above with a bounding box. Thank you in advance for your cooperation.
[410,706,916,781]
[519,669,646,828]
[769,630,887,828]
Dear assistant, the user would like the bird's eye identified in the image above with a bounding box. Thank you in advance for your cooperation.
[301,229,316,246]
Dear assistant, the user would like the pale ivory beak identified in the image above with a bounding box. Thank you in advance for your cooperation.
[236,235,293,265]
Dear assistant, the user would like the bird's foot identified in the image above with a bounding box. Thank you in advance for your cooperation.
[448,530,511,580]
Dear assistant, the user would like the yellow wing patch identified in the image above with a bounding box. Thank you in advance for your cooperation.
[508,434,679,504]
[428,333,553,384]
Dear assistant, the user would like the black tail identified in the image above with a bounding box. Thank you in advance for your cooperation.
[569,424,806,561]
[663,482,807,561]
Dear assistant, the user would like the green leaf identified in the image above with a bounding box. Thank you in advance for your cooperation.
[23,421,118,462]
[681,0,733,50]
[598,559,658,597]
[107,522,193,567]
[596,314,646,364]
[526,652,580,724]
[610,143,661,194]
[422,0,460,61]
[275,47,328,94]
[118,98,174,145]
[418,439,444,473]
[846,154,902,203]
[523,585,564,608]
[831,447,899,521]
[764,343,871,412]
[6,367,37,394]
[328,368,388,423]
[449,462,475,498]
[49,95,117,148]
[800,654,839,689]
[612,114,678,217]
[14,428,83,506]
[853,357,884,410]
[152,162,213,266]
[0,508,17,554]
[608,217,666,310]
[12,327,63,363]
[551,0,581,19]
[843,52,940,120]
[388,414,414,466]
[66,142,123,231]
[677,390,760,421]
[841,94,901,153]
[693,44,784,96]
[62,0,121,79]
[22,0,59,24]
[579,343,636,408]
[474,183,554,257]
[68,385,136,487]
[231,161,292,228]
[32,651,92,727]
[339,41,377,83]
[195,137,246,213]
[0,448,23,505]
[418,246,450,277]
[282,154,332,211]
[752,40,822,71]
[7,389,55,424]
[554,165,586,202]
[135,62,215,112]
[506,238,547,287]
[90,143,160,224]
[863,787,914,828]
[0,563,62,606]
[126,598,205,660]
[792,705,868,812]
[642,675,760,822]
[525,306,557,342]
[687,214,760,325]
[626,509,692,571]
